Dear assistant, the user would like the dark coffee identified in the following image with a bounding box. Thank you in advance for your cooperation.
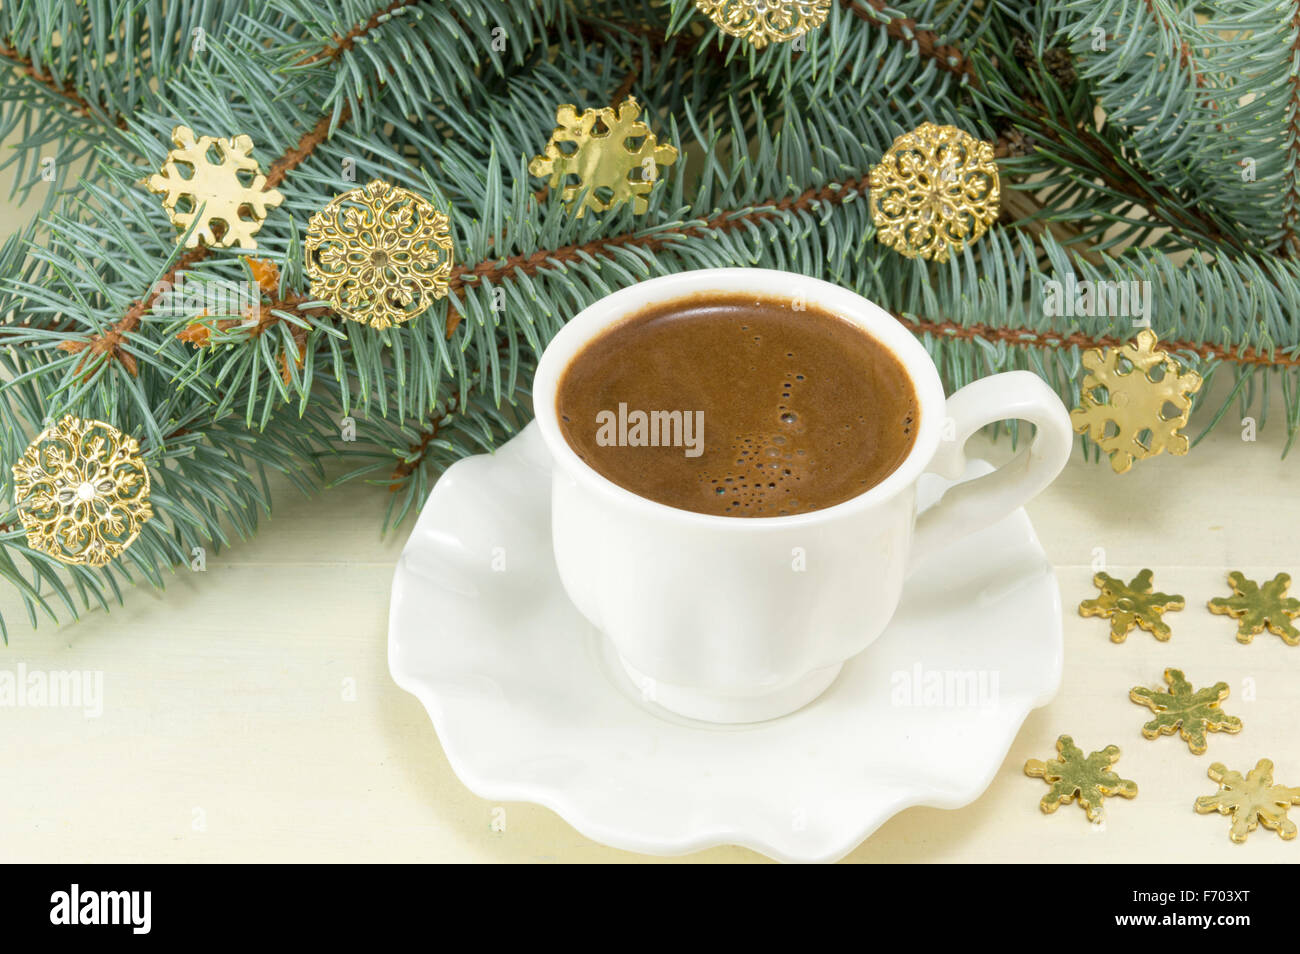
[555,292,917,517]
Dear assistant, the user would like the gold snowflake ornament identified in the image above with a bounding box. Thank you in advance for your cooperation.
[305,180,454,330]
[1208,571,1300,646]
[11,415,153,567]
[1195,759,1300,843]
[1070,329,1202,474]
[1025,735,1138,823]
[695,0,831,49]
[529,97,678,218]
[868,123,1000,263]
[147,125,283,249]
[1129,669,1242,755]
[1080,569,1185,642]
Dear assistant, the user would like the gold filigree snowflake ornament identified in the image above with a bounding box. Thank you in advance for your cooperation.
[529,97,678,217]
[695,0,831,49]
[11,416,153,567]
[305,180,454,330]
[868,123,1000,262]
[147,125,283,249]
[1071,329,1202,473]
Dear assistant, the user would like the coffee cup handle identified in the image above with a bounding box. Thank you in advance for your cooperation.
[909,371,1073,572]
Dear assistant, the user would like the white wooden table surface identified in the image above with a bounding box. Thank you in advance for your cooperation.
[3,164,1297,864]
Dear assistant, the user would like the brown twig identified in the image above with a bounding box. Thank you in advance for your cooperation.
[0,41,128,128]
[389,392,462,487]
[894,315,1300,368]
[1282,1,1300,257]
[264,103,352,190]
[445,176,871,336]
[611,59,641,105]
[845,0,976,85]
[294,0,424,66]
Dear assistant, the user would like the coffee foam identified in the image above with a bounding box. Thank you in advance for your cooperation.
[697,361,914,516]
[555,293,918,518]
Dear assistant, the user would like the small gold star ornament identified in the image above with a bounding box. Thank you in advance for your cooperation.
[1129,669,1242,755]
[868,122,1000,262]
[695,0,831,49]
[305,180,454,330]
[1070,329,1202,473]
[1208,571,1300,646]
[1025,735,1138,823]
[1080,569,1185,642]
[529,97,678,218]
[147,125,283,249]
[11,415,153,567]
[1195,759,1300,843]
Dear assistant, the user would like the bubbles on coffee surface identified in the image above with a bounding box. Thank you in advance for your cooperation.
[699,367,813,516]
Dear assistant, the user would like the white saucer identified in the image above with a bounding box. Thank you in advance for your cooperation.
[388,423,1063,863]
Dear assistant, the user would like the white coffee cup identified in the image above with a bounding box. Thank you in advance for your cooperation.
[532,268,1073,724]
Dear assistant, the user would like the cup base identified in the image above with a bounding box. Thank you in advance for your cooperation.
[616,654,842,724]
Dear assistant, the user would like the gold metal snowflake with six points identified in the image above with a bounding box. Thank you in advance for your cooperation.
[1207,571,1300,645]
[1070,329,1202,474]
[1025,735,1138,823]
[1079,569,1185,642]
[529,97,678,218]
[1195,759,1300,843]
[1129,668,1242,755]
[146,125,284,249]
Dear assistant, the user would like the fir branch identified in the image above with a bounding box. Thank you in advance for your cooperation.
[293,0,428,66]
[971,29,1257,256]
[4,0,1300,636]
[843,0,976,84]
[264,105,354,189]
[443,176,872,338]
[1284,0,1300,257]
[1055,0,1294,253]
[0,2,261,199]
[389,389,463,485]
[1136,0,1223,123]
[895,315,1300,368]
[0,41,125,128]
[52,0,394,379]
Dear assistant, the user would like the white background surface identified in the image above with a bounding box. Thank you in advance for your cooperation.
[2,155,1297,864]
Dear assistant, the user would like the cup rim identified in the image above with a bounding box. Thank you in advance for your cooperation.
[531,268,946,529]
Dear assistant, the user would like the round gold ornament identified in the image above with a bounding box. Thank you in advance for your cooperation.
[305,180,453,330]
[11,415,153,567]
[695,0,831,49]
[868,123,1000,263]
